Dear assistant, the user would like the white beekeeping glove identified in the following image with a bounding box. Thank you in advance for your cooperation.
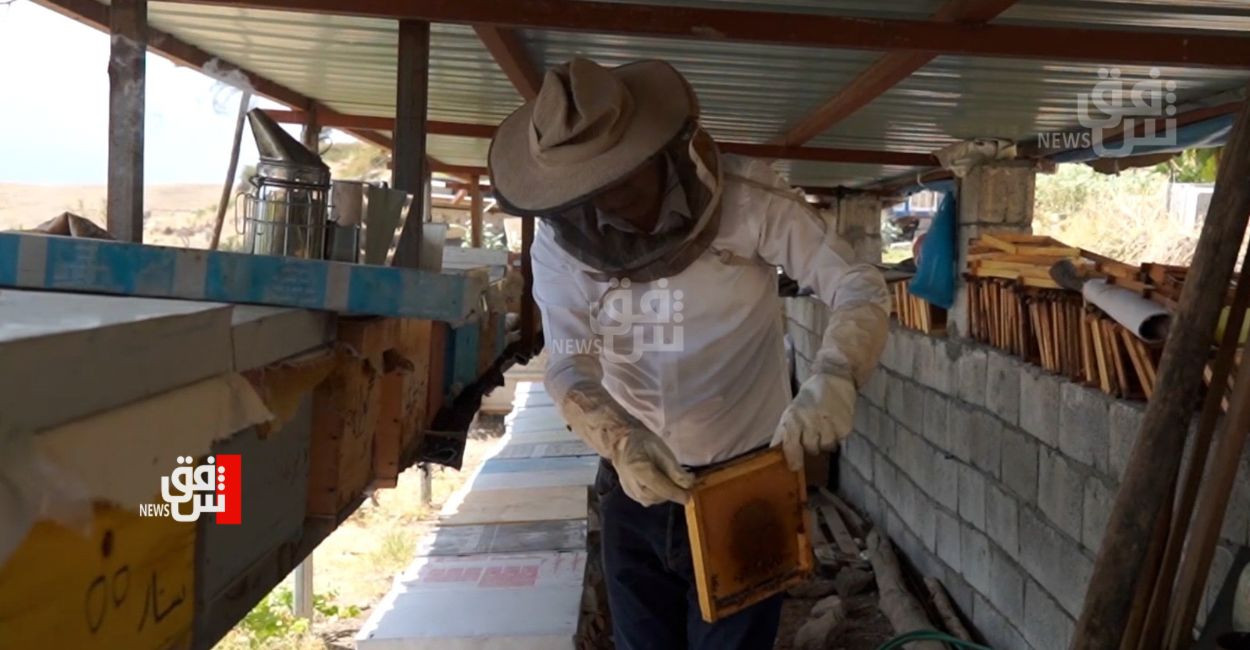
[772,300,888,471]
[558,381,694,506]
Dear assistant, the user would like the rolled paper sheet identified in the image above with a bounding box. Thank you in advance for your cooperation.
[1082,279,1172,343]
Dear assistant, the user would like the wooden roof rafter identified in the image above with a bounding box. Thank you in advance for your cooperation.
[772,0,1020,148]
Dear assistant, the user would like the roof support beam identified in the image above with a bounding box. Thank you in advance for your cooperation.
[473,26,543,101]
[262,109,939,167]
[774,0,1018,147]
[163,0,1250,67]
[107,0,147,242]
[391,19,432,268]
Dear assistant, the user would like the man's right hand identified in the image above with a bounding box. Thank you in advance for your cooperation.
[611,430,695,506]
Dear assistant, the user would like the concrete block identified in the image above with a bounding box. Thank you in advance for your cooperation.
[944,569,976,623]
[956,346,988,409]
[985,352,1022,427]
[892,326,917,379]
[961,524,992,596]
[989,544,1026,622]
[893,425,920,479]
[1023,579,1075,650]
[863,369,888,408]
[914,488,938,554]
[923,389,950,450]
[1038,447,1085,542]
[1108,400,1144,481]
[899,381,926,437]
[886,373,907,423]
[1059,382,1111,474]
[877,418,899,458]
[1001,427,1039,503]
[875,452,900,511]
[1204,543,1236,626]
[1020,508,1093,617]
[1083,475,1115,552]
[961,162,1036,227]
[946,403,976,464]
[987,483,1020,558]
[1018,365,1060,447]
[1221,452,1250,545]
[936,508,962,572]
[845,433,874,482]
[879,328,898,372]
[914,335,953,393]
[885,507,905,547]
[972,594,1028,650]
[959,464,987,531]
[853,398,872,437]
[970,409,1003,478]
[933,451,960,511]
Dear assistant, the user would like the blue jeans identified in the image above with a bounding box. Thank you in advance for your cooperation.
[595,460,783,650]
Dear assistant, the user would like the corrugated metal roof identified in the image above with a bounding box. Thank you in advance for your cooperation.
[139,0,1250,187]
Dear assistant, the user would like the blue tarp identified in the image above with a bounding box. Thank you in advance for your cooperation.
[908,190,957,309]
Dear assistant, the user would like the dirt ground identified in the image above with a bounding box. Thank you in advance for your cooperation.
[213,417,507,650]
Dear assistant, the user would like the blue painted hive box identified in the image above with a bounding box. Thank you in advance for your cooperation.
[0,232,486,322]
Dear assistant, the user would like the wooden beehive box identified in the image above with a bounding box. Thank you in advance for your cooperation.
[685,447,813,622]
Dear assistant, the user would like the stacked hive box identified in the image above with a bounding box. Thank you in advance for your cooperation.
[356,381,607,649]
[963,231,1196,400]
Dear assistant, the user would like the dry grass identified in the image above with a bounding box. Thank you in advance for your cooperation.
[1032,164,1201,266]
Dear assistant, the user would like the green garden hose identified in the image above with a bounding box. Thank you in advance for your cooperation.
[875,629,995,650]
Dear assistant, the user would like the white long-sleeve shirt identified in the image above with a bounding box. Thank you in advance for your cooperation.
[533,155,890,467]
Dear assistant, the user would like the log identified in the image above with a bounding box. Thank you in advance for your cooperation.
[1135,247,1250,647]
[924,577,972,641]
[1073,84,1250,650]
[866,531,943,650]
[818,487,867,537]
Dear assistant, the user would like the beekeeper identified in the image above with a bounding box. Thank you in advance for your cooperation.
[489,58,890,649]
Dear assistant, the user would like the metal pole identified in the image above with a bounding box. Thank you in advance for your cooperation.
[293,555,313,620]
[210,90,251,251]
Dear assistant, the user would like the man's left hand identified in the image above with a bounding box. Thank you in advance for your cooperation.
[770,373,857,471]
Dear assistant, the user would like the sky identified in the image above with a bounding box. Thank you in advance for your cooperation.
[0,0,306,185]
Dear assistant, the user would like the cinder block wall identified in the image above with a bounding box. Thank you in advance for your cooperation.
[784,296,1246,650]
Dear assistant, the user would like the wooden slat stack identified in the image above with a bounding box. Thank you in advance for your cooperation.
[892,281,946,335]
[964,231,1173,400]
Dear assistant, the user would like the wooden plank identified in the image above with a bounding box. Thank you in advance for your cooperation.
[978,232,1018,254]
[307,319,396,517]
[1014,245,1082,257]
[107,0,146,242]
[469,174,484,247]
[1104,320,1132,397]
[473,26,542,101]
[685,447,811,623]
[0,505,195,649]
[1121,328,1154,399]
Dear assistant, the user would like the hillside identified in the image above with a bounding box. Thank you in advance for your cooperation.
[0,183,236,249]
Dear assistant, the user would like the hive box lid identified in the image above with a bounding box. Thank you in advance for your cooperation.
[0,232,484,321]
